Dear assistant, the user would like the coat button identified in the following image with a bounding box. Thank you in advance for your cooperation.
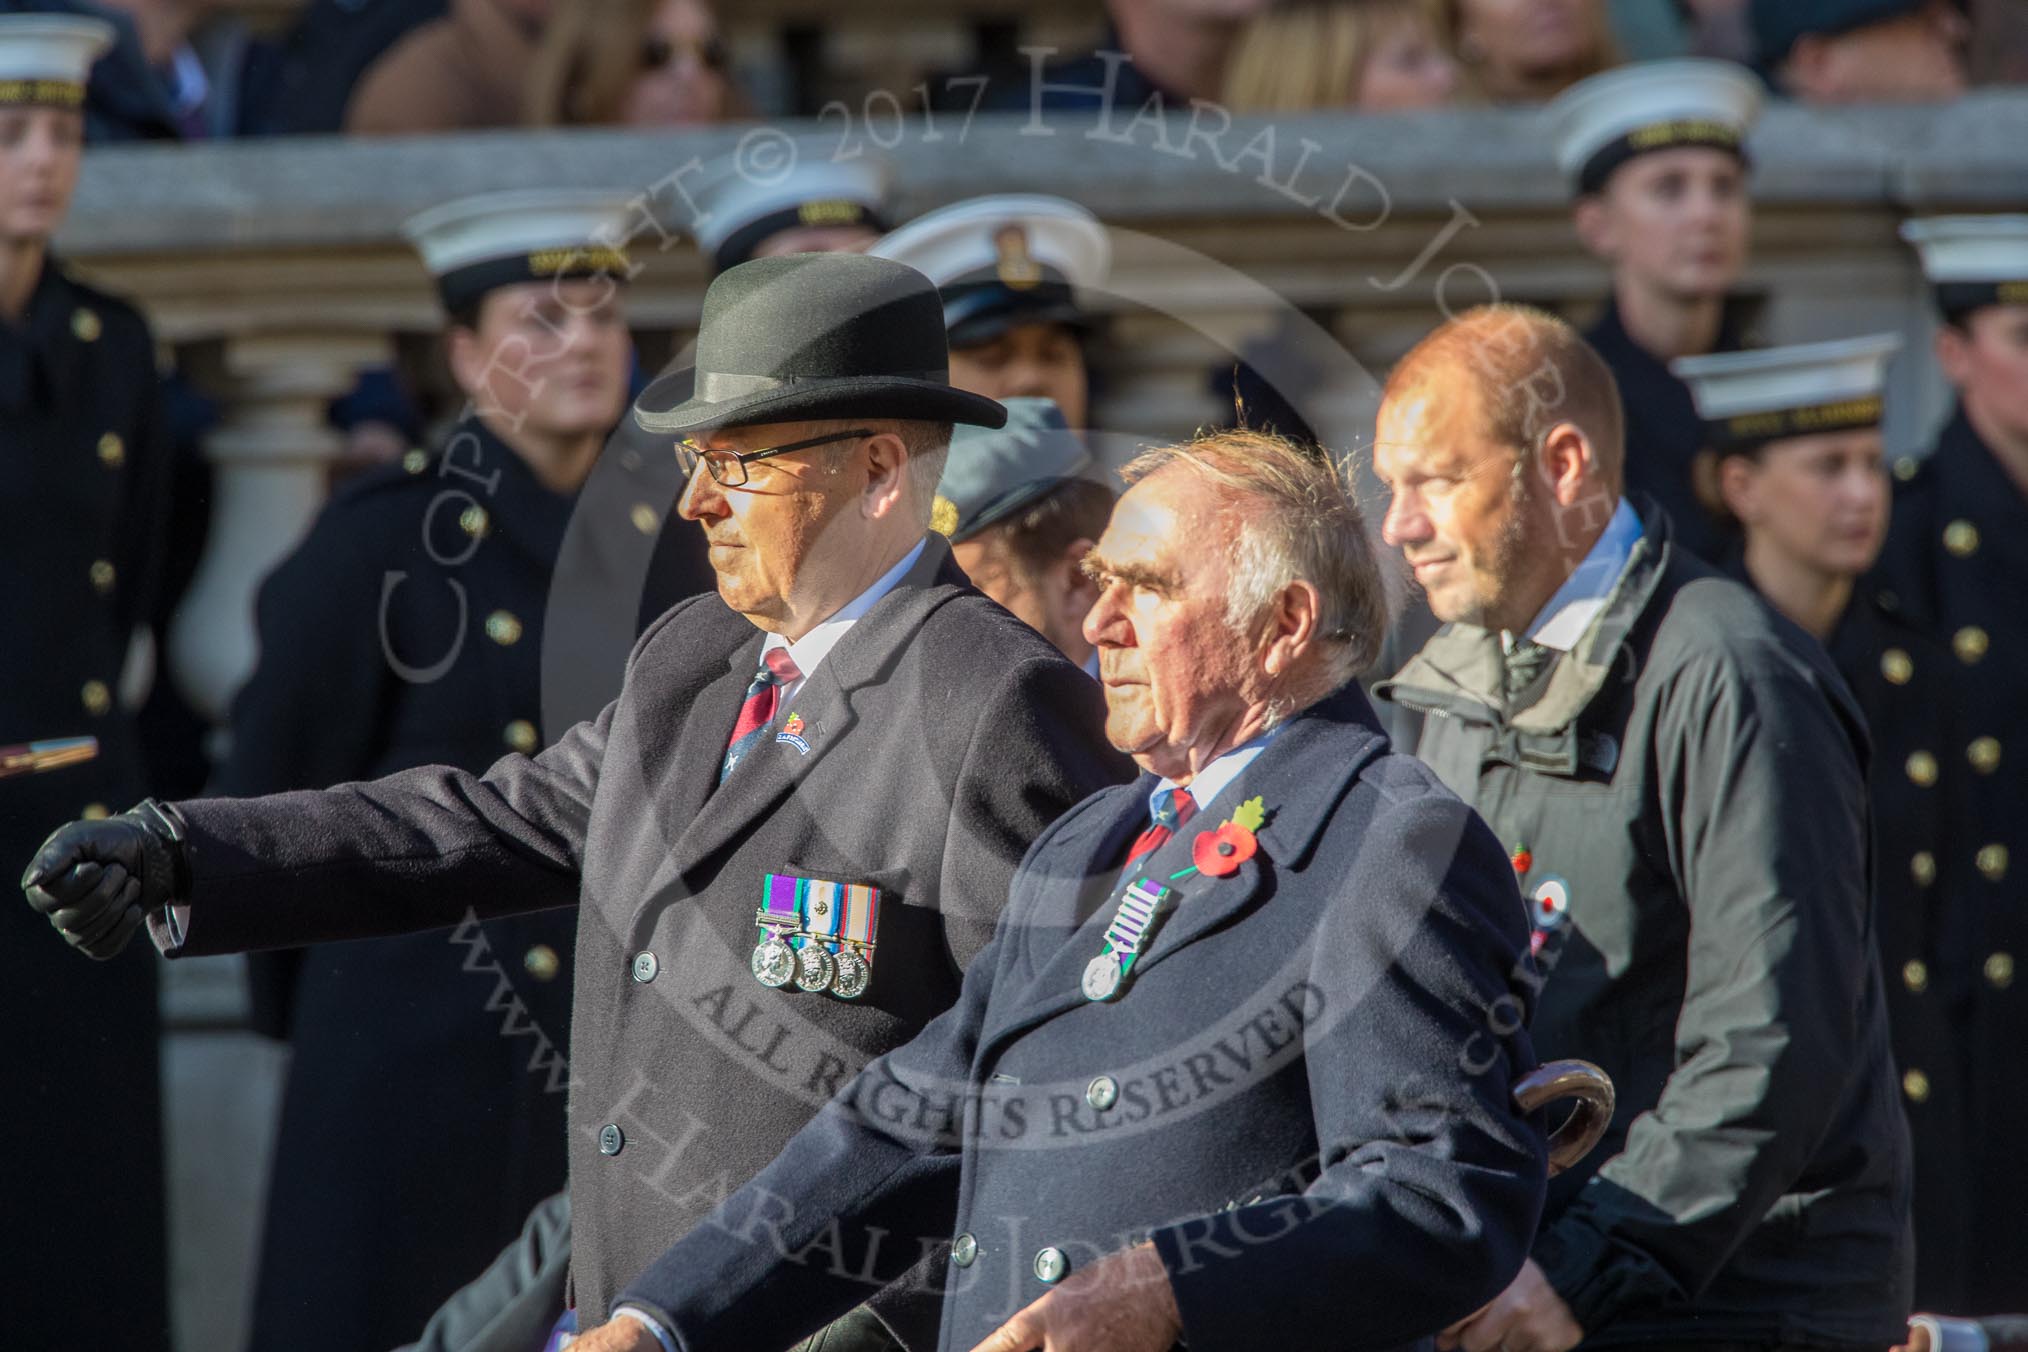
[524,945,561,981]
[1879,648,1913,685]
[1904,750,1938,787]
[1892,456,1919,482]
[81,680,111,717]
[1085,1075,1119,1111]
[1968,737,2001,774]
[951,1233,978,1267]
[402,448,429,474]
[1902,1069,1930,1104]
[1903,960,1929,994]
[485,610,524,645]
[460,504,491,538]
[1978,844,2010,883]
[631,503,660,534]
[81,803,110,821]
[598,1123,625,1155]
[71,306,100,341]
[1033,1246,1068,1284]
[97,432,125,467]
[1954,626,1989,665]
[89,559,116,595]
[1944,519,1981,557]
[1911,851,1937,888]
[1985,952,2014,990]
[504,720,539,753]
[631,951,659,983]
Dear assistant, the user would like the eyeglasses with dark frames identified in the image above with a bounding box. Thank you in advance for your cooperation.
[676,428,873,488]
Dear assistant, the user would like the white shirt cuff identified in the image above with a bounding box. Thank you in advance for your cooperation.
[613,1305,680,1352]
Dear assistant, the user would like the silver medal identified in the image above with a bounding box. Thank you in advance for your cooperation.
[1081,952,1123,1002]
[751,935,796,988]
[794,943,837,993]
[831,947,872,1000]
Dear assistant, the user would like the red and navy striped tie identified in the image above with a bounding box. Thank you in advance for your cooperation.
[1126,787,1197,869]
[720,647,802,784]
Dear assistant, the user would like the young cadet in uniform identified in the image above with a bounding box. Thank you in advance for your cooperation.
[545,429,1549,1352]
[0,15,173,1348]
[1371,306,1911,1351]
[211,190,710,1352]
[872,194,1108,430]
[1676,332,1994,1312]
[931,396,1111,674]
[1548,58,1763,563]
[1869,214,2028,1312]
[687,152,893,276]
[22,252,1129,1352]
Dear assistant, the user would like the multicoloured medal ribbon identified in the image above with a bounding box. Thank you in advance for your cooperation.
[751,875,803,988]
[1082,878,1173,1002]
[793,878,840,992]
[834,882,878,1000]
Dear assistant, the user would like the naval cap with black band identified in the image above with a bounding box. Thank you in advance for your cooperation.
[1547,59,1763,198]
[1672,333,1902,453]
[0,14,113,110]
[401,189,638,315]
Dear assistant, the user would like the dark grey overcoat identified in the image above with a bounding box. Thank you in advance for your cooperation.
[145,537,1129,1331]
[614,683,1549,1352]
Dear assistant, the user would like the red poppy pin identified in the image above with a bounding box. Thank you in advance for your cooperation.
[1187,795,1268,878]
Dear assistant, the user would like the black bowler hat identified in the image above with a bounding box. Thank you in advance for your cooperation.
[634,253,1007,437]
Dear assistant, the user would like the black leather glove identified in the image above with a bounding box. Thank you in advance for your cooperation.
[20,799,189,959]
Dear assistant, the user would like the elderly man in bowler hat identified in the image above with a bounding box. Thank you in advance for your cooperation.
[557,429,1552,1352]
[21,252,1129,1352]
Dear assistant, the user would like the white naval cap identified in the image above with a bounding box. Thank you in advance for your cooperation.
[1547,59,1763,196]
[688,149,895,276]
[1673,333,1902,450]
[1900,215,2028,321]
[0,14,113,108]
[400,189,637,313]
[871,194,1111,347]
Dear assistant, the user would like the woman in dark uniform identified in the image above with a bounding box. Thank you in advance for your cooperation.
[1549,58,1763,562]
[0,15,174,1347]
[1681,332,1998,1311]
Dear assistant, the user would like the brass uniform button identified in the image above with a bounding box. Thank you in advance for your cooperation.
[81,680,111,716]
[96,432,125,467]
[1893,456,1919,482]
[1985,952,2015,990]
[1879,648,1913,685]
[1903,959,1929,994]
[1977,844,2009,883]
[485,610,523,645]
[630,503,660,535]
[460,505,491,538]
[81,803,110,822]
[1905,750,1939,787]
[930,495,960,537]
[504,719,539,754]
[71,307,100,342]
[1943,519,1981,557]
[89,560,116,594]
[524,944,561,982]
[1968,737,2002,774]
[402,448,429,475]
[1903,1068,1931,1104]
[1954,626,1989,665]
[1911,851,1937,888]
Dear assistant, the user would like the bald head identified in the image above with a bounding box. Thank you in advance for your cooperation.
[1385,304,1625,492]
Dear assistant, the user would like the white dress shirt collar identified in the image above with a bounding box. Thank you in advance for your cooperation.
[1147,725,1283,822]
[761,538,925,704]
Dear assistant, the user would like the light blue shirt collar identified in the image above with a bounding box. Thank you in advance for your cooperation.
[763,537,925,703]
[1147,726,1282,823]
[1518,497,1643,652]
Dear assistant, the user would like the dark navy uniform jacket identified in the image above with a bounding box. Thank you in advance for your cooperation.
[214,413,710,1352]
[1869,406,2028,1312]
[613,683,1549,1352]
[0,257,173,1349]
[1584,296,1747,565]
[148,538,1128,1338]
